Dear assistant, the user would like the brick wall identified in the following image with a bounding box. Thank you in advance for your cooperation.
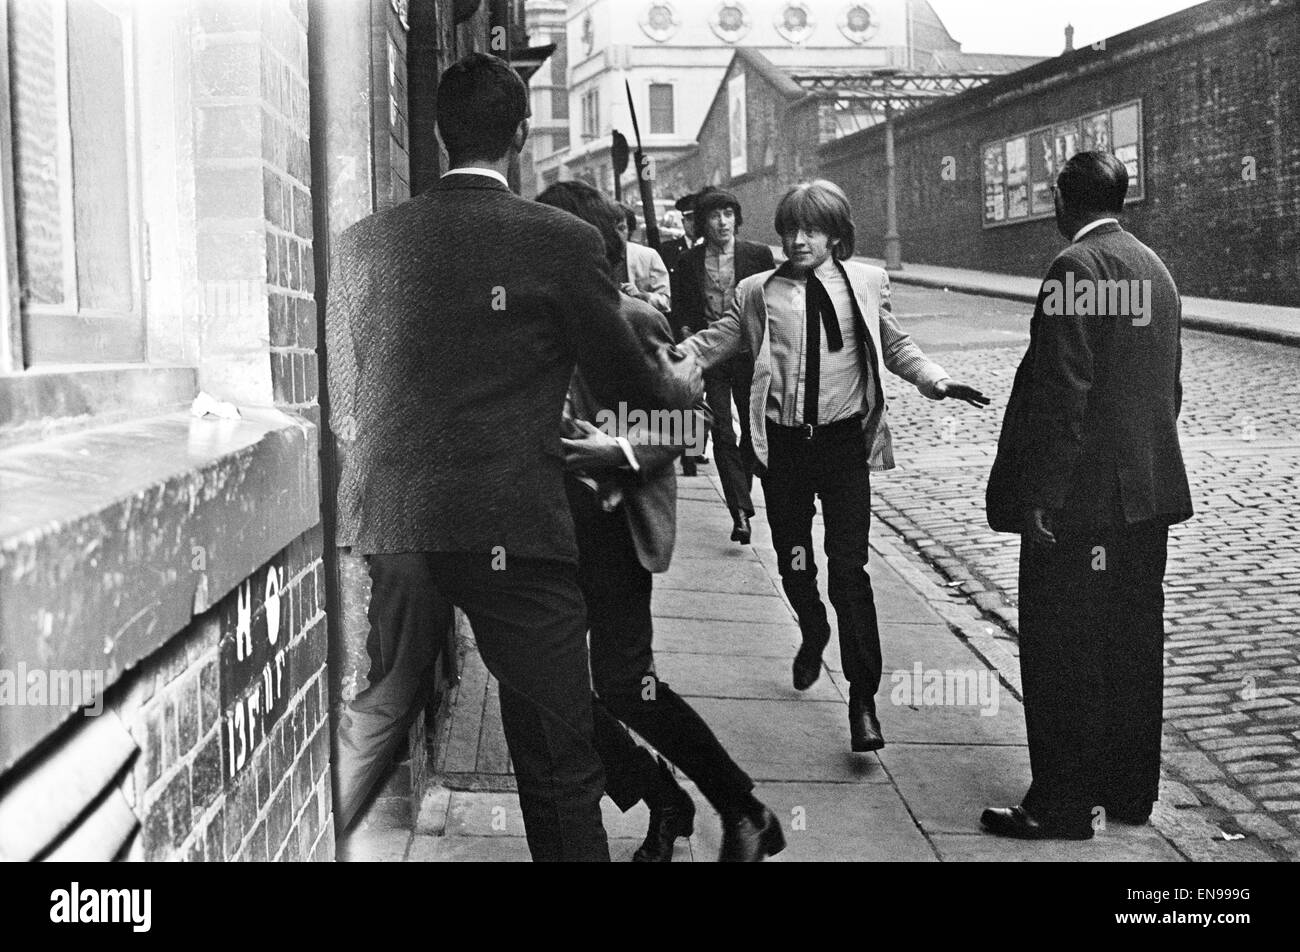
[372,3,412,207]
[815,0,1299,305]
[110,527,330,861]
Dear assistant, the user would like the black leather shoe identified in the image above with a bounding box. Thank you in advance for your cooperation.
[719,806,786,862]
[632,759,696,863]
[980,805,1093,840]
[792,641,824,691]
[849,700,884,752]
[730,513,751,544]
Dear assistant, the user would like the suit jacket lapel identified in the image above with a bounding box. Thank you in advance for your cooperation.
[834,260,885,415]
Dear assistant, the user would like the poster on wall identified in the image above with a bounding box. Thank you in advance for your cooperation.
[983,144,1005,223]
[1111,102,1143,198]
[984,100,1144,227]
[1005,135,1029,219]
[729,72,748,178]
[1054,121,1081,172]
[1029,128,1055,215]
[1082,112,1111,152]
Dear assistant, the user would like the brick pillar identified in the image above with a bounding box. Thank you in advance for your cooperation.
[192,0,316,416]
[182,0,332,861]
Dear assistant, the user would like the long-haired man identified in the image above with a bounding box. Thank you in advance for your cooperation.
[682,180,989,752]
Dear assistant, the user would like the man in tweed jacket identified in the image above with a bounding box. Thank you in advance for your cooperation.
[682,180,988,753]
[326,54,700,862]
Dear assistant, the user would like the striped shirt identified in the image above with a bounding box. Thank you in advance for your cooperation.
[765,257,872,427]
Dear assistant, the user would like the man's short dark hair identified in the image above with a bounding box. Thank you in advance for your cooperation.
[774,180,856,260]
[436,53,530,166]
[536,181,623,268]
[696,189,743,230]
[1057,151,1129,215]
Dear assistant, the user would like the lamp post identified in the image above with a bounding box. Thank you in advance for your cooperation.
[789,68,999,274]
[882,97,902,271]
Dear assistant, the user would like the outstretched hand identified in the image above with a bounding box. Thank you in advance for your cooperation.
[936,379,991,408]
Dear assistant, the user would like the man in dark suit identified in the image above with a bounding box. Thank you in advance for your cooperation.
[982,151,1193,840]
[539,181,783,863]
[326,54,700,862]
[672,190,776,543]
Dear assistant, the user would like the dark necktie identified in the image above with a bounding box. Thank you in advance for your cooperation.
[804,270,845,426]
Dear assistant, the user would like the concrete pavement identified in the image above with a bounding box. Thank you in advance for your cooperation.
[360,468,1210,862]
[858,257,1300,347]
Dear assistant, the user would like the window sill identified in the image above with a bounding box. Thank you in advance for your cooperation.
[0,407,319,772]
[0,365,198,449]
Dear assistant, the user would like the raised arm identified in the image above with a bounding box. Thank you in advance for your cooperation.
[625,307,711,479]
[565,225,700,412]
[679,283,748,373]
[876,271,948,398]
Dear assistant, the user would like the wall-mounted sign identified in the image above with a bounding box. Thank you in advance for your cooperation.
[776,2,817,44]
[982,99,1144,228]
[729,72,748,178]
[641,2,681,43]
[839,2,877,44]
[220,558,292,782]
[710,2,752,44]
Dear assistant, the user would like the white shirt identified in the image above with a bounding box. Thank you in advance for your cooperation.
[441,167,509,188]
[765,257,867,427]
[1072,217,1119,243]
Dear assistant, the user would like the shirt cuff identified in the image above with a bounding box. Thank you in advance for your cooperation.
[615,436,640,472]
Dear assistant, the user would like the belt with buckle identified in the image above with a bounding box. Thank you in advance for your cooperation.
[770,414,864,441]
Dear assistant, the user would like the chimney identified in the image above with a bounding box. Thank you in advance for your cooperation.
[1064,23,1075,52]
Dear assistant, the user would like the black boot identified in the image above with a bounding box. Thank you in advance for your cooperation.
[849,688,884,752]
[792,635,827,691]
[632,757,696,863]
[730,512,751,544]
[719,803,786,862]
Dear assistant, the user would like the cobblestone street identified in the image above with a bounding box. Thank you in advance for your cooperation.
[872,284,1300,856]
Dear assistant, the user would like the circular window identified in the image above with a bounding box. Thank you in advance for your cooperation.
[641,2,681,43]
[709,2,752,43]
[775,1,816,44]
[839,3,877,44]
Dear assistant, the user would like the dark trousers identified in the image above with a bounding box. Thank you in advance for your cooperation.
[1018,520,1169,826]
[360,552,609,862]
[567,480,755,817]
[705,358,756,520]
[763,420,883,700]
